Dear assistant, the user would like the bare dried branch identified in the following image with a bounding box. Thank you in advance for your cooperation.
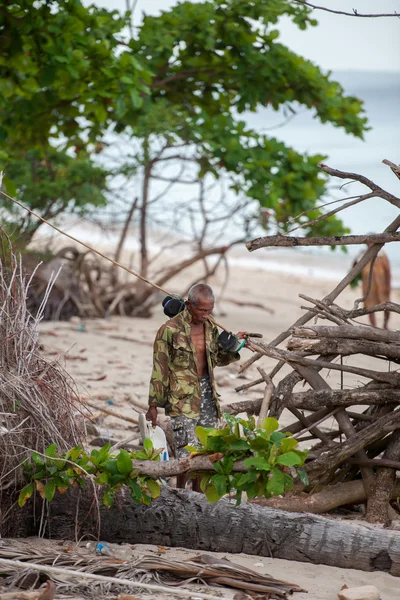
[247,232,400,252]
[294,1,400,18]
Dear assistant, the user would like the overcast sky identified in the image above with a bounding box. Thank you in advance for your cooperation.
[87,0,400,72]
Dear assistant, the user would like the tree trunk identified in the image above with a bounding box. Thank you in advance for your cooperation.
[113,196,138,265]
[10,487,400,576]
[140,147,151,281]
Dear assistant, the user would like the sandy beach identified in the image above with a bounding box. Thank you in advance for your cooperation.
[37,244,400,600]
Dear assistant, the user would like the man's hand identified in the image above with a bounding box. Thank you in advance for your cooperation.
[236,331,248,340]
[236,331,256,352]
[146,405,158,427]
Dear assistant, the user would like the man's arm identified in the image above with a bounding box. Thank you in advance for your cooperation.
[147,326,171,425]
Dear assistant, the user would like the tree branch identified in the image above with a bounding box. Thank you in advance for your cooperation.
[248,340,400,386]
[130,454,247,477]
[246,232,400,252]
[293,1,400,18]
[318,162,400,208]
[286,192,374,235]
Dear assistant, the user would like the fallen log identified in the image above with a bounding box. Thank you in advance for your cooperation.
[223,397,263,416]
[291,325,400,344]
[348,457,400,471]
[83,401,139,425]
[10,487,400,576]
[133,455,249,477]
[252,480,400,514]
[281,407,333,434]
[284,389,400,411]
[288,336,400,361]
[249,341,400,387]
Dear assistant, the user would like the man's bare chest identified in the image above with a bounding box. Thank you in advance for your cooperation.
[190,325,206,354]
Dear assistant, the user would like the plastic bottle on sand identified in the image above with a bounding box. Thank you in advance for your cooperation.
[86,541,133,560]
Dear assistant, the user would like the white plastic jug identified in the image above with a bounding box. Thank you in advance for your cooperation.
[149,425,169,461]
[139,414,169,461]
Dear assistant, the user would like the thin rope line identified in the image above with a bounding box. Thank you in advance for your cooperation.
[0,188,229,332]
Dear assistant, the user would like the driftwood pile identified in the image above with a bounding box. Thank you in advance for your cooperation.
[229,160,400,525]
[231,299,400,525]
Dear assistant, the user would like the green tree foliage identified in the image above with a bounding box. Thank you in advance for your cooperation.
[0,0,369,245]
[1,149,108,247]
[0,0,150,155]
[116,0,367,238]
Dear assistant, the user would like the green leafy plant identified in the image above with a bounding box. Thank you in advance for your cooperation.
[19,440,163,509]
[19,417,307,509]
[187,414,308,504]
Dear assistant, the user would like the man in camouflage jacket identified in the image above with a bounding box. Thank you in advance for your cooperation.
[146,284,248,480]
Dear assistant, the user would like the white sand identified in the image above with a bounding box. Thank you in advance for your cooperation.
[38,246,400,600]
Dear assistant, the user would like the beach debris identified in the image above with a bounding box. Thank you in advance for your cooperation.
[0,539,304,599]
[0,557,222,600]
[37,581,56,600]
[0,580,55,600]
[87,374,107,381]
[0,247,82,535]
[229,160,400,526]
[83,400,138,425]
[86,541,134,560]
[337,585,381,600]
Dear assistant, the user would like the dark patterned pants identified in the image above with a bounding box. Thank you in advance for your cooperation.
[171,376,219,459]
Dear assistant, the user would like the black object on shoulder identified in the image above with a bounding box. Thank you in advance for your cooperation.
[162,295,185,318]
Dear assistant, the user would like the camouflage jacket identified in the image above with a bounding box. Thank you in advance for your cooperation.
[148,308,240,419]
